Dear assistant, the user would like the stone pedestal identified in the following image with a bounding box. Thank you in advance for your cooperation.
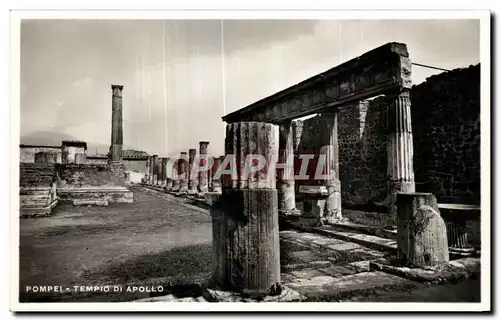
[321,111,342,222]
[210,121,281,298]
[188,148,198,194]
[387,92,416,222]
[210,156,222,193]
[110,85,124,162]
[277,120,297,214]
[396,192,449,267]
[198,141,210,193]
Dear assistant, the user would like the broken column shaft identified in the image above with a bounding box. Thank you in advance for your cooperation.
[397,192,449,267]
[144,156,151,184]
[211,121,281,297]
[198,141,210,193]
[179,152,189,193]
[211,156,222,193]
[188,148,198,194]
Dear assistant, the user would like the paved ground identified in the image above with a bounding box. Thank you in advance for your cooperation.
[19,185,480,303]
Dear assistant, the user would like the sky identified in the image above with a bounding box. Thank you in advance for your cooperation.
[20,19,480,156]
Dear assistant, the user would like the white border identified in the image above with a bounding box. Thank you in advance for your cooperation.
[9,9,491,312]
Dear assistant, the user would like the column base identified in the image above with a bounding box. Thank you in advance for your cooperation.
[202,283,303,302]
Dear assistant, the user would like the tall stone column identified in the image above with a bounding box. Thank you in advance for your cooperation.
[144,156,151,184]
[110,85,124,162]
[161,157,168,187]
[277,120,296,214]
[188,148,198,194]
[210,156,222,193]
[322,110,342,222]
[386,91,416,222]
[198,141,210,193]
[210,122,281,298]
[171,158,180,192]
[151,155,158,186]
[179,152,189,194]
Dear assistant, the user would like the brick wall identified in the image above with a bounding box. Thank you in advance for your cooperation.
[20,147,62,164]
[55,164,126,188]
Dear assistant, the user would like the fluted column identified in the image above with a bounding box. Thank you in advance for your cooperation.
[277,120,296,214]
[198,141,210,193]
[188,148,198,194]
[151,155,158,186]
[211,121,281,298]
[160,157,167,187]
[322,110,342,222]
[179,152,189,194]
[386,91,416,221]
[110,85,123,162]
[171,157,180,192]
[144,156,151,184]
[165,157,173,191]
[211,156,222,193]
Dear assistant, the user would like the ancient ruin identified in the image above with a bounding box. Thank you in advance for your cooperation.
[19,85,135,216]
[19,35,482,305]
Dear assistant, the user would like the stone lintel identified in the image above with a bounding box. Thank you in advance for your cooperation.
[222,42,411,123]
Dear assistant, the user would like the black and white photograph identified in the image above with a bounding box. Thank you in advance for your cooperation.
[8,9,491,312]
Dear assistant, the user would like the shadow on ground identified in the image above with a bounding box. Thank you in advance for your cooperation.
[20,243,212,302]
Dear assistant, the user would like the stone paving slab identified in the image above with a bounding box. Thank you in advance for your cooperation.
[369,257,481,285]
[286,271,418,302]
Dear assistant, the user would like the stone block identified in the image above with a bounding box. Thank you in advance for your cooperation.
[73,199,109,206]
[397,192,449,267]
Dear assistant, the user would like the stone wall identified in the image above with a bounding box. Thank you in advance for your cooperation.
[20,146,62,164]
[55,164,126,188]
[337,99,388,206]
[412,65,480,205]
[293,64,480,207]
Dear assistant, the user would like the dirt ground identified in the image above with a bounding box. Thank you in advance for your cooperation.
[19,186,213,302]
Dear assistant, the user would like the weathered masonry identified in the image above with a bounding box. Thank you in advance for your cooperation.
[223,42,414,221]
[212,42,415,297]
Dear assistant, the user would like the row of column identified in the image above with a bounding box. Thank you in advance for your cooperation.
[210,91,416,296]
[143,141,224,194]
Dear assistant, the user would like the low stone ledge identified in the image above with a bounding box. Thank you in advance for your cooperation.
[57,186,133,203]
[73,199,109,207]
[369,257,480,285]
[202,285,304,302]
[285,271,418,302]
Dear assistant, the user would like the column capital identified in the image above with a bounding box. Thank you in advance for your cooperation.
[111,85,124,97]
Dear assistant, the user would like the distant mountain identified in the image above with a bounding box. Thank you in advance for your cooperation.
[20,131,135,155]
